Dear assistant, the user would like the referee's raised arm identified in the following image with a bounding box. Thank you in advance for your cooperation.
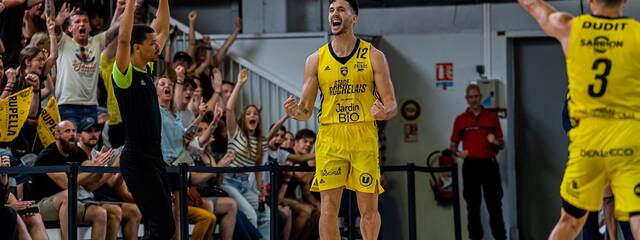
[115,0,135,73]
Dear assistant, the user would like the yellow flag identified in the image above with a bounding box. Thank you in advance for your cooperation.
[100,54,122,124]
[0,88,33,142]
[37,96,60,147]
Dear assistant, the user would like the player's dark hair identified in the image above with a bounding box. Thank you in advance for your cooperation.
[131,24,155,51]
[329,0,359,15]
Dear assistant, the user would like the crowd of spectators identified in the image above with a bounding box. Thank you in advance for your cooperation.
[0,0,361,239]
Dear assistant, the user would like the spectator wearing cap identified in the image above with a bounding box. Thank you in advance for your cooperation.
[31,120,116,240]
[450,84,506,240]
[77,117,142,240]
[54,5,122,127]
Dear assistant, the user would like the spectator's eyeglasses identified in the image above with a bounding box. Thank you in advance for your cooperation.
[79,47,88,61]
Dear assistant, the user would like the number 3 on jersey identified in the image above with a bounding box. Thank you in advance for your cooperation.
[589,58,611,98]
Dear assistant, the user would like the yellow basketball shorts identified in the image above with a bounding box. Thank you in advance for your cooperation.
[561,118,640,221]
[311,122,384,194]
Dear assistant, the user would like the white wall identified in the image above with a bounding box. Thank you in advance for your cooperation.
[378,33,485,240]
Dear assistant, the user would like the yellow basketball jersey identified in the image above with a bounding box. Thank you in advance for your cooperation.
[317,39,376,125]
[566,15,640,120]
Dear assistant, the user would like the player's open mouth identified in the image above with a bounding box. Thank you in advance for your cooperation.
[79,28,87,34]
[332,19,341,26]
[164,89,171,95]
[249,119,257,125]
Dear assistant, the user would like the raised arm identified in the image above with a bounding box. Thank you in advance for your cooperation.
[173,66,186,110]
[150,0,170,52]
[205,67,223,113]
[195,37,212,74]
[104,0,127,44]
[284,52,319,121]
[370,47,397,121]
[25,74,41,125]
[1,0,26,10]
[115,0,135,73]
[54,3,75,33]
[225,68,248,137]
[112,0,126,26]
[212,17,242,67]
[197,104,222,146]
[267,114,289,139]
[517,0,573,50]
[164,26,177,68]
[44,17,57,71]
[187,10,197,58]
[42,17,57,98]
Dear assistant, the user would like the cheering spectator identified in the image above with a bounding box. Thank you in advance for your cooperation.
[54,4,121,126]
[222,68,271,237]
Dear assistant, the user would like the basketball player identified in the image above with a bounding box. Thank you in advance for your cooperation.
[112,0,174,238]
[283,0,397,239]
[518,0,640,238]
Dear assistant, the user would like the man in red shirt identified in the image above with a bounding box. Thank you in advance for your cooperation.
[450,84,506,240]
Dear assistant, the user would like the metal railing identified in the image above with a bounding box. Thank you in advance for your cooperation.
[0,163,462,240]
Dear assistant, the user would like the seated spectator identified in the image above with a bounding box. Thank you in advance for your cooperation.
[0,155,18,239]
[181,105,219,240]
[190,115,238,240]
[31,120,115,240]
[6,191,48,239]
[281,129,320,240]
[280,131,294,153]
[158,73,218,239]
[76,117,142,240]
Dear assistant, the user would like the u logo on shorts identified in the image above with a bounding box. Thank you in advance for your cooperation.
[634,184,640,197]
[360,173,373,187]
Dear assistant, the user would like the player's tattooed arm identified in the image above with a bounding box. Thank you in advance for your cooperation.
[371,47,397,120]
[285,52,319,121]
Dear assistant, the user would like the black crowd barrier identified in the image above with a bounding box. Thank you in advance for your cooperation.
[0,163,462,240]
